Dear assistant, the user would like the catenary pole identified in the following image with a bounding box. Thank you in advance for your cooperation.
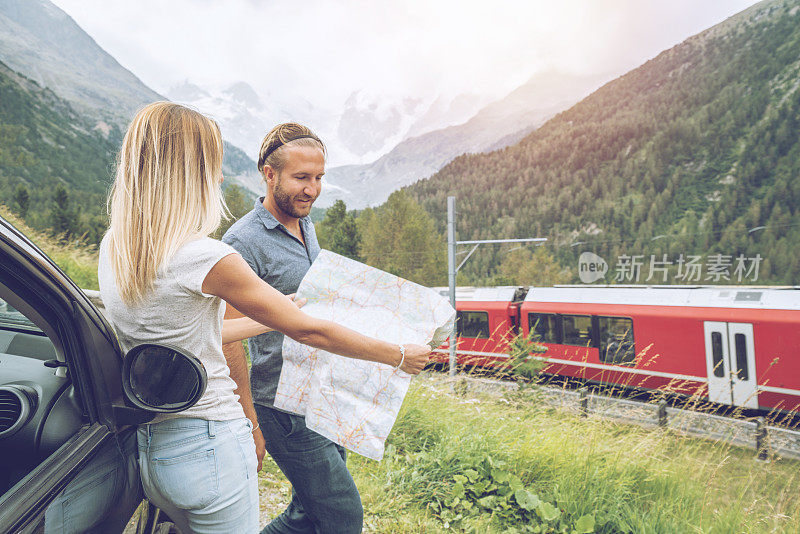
[447,196,457,377]
[445,196,546,377]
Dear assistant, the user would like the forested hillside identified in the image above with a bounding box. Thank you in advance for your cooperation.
[0,59,261,244]
[0,60,117,242]
[0,0,263,224]
[407,0,800,285]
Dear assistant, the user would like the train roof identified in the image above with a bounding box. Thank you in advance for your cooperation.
[523,286,800,311]
[432,286,520,302]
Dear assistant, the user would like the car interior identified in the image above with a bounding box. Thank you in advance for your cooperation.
[0,289,87,497]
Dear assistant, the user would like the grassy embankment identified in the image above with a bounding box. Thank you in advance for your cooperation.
[0,205,99,290]
[256,377,800,533]
[5,205,798,532]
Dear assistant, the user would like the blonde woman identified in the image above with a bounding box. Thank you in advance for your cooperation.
[98,102,431,533]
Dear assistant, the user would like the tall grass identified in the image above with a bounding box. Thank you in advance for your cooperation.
[0,205,99,289]
[348,378,800,533]
[6,204,794,531]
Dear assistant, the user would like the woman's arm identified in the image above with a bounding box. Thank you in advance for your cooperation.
[203,253,430,374]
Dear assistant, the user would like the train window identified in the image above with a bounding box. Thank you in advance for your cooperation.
[562,315,593,347]
[711,332,725,378]
[598,316,635,365]
[457,311,490,339]
[734,333,748,380]
[528,313,560,343]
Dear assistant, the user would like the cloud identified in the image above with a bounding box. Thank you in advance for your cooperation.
[51,0,759,110]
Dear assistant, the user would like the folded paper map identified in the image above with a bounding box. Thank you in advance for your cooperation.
[274,250,455,460]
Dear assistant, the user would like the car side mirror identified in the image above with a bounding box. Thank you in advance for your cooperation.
[121,344,207,412]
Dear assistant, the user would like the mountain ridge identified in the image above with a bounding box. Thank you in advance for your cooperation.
[403,0,800,285]
[0,0,161,127]
[0,58,118,242]
[0,0,264,197]
[320,71,612,208]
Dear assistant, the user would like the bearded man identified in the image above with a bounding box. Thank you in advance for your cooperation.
[222,123,364,534]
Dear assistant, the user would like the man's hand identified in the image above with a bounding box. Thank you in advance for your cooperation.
[288,293,307,309]
[399,343,432,375]
[253,425,266,472]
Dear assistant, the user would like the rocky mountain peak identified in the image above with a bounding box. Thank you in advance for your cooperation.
[222,81,262,109]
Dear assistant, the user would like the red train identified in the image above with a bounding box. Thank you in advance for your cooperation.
[432,286,800,415]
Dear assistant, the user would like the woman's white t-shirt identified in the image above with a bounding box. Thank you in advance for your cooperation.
[98,235,245,421]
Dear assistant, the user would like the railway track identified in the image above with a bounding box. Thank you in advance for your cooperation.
[424,368,800,462]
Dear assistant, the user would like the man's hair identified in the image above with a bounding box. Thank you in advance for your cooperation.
[107,101,227,304]
[257,123,326,175]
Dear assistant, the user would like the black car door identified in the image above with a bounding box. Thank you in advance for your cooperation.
[0,216,140,533]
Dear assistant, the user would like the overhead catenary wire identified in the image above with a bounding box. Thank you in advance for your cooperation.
[367,219,796,258]
[351,219,797,260]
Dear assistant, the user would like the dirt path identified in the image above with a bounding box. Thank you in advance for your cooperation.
[258,466,292,528]
[122,466,292,532]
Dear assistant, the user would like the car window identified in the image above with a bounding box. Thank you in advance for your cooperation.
[0,298,56,362]
[0,297,43,333]
[0,282,85,502]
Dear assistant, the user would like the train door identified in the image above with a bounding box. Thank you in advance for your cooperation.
[703,322,758,409]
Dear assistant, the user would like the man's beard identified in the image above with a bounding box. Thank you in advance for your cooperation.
[273,178,313,218]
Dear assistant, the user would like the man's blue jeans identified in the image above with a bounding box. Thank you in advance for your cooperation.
[256,404,363,534]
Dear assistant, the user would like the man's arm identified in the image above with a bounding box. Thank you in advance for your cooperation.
[223,340,266,472]
[223,304,266,472]
[222,317,270,344]
[222,294,306,344]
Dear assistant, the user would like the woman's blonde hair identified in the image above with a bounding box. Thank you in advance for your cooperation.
[107,101,227,304]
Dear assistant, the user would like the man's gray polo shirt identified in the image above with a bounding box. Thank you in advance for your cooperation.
[222,198,320,408]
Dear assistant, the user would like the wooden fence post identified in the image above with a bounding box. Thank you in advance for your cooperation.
[755,417,769,461]
[657,400,668,428]
[579,387,588,418]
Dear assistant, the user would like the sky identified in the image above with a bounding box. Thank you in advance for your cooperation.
[50,0,760,111]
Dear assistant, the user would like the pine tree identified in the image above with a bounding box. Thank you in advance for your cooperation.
[358,191,444,286]
[12,184,29,218]
[216,185,253,238]
[317,199,360,260]
[497,247,569,286]
[50,184,75,239]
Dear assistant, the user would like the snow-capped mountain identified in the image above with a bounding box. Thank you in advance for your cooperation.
[167,81,492,169]
[168,80,319,163]
[336,92,425,158]
[319,70,614,208]
[167,69,611,210]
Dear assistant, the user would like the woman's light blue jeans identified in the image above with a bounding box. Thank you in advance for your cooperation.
[137,417,258,533]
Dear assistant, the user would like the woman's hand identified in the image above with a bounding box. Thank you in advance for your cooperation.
[399,344,432,375]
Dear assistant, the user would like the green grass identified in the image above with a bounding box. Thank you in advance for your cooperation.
[0,205,99,289]
[7,202,796,532]
[335,377,800,533]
